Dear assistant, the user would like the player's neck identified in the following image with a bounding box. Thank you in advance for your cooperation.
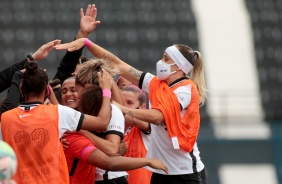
[24,95,45,104]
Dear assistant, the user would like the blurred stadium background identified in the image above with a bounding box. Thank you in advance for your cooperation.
[0,0,281,183]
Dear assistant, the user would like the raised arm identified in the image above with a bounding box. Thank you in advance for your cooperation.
[111,82,126,106]
[0,60,25,93]
[53,4,100,82]
[0,71,23,117]
[54,38,142,86]
[0,40,60,93]
[81,69,113,131]
[31,39,61,62]
[45,85,59,105]
[76,4,100,39]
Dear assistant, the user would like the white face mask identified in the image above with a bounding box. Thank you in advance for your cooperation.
[156,60,176,80]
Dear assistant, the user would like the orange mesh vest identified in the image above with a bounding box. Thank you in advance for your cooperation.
[124,127,152,184]
[1,104,69,184]
[149,77,200,152]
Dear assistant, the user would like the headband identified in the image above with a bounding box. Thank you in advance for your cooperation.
[165,46,193,74]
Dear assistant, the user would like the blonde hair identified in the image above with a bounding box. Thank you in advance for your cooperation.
[175,44,207,105]
[75,58,120,86]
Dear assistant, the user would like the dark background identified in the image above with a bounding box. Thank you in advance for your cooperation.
[1,0,282,183]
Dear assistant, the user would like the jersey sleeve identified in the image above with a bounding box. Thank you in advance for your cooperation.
[138,72,155,94]
[57,104,85,138]
[104,104,125,139]
[64,134,96,162]
[173,84,192,110]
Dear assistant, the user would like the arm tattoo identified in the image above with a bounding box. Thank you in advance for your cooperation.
[126,110,134,117]
[129,67,142,79]
[101,53,116,65]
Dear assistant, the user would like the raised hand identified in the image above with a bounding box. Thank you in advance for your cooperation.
[117,140,128,156]
[148,158,168,174]
[32,39,61,61]
[54,38,85,52]
[98,69,113,91]
[78,4,101,38]
[60,130,78,149]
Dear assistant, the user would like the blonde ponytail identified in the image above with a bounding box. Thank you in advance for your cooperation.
[190,51,207,105]
[175,44,207,105]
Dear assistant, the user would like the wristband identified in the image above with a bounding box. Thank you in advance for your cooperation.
[27,53,35,61]
[102,89,111,98]
[84,38,92,48]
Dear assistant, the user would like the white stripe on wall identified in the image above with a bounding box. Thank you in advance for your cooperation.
[219,164,278,184]
[191,0,269,139]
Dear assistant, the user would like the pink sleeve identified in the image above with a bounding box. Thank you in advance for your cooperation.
[80,145,96,162]
[65,134,97,162]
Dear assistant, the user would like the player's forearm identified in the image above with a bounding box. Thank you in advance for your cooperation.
[76,30,89,39]
[87,135,119,156]
[125,114,150,131]
[86,42,141,85]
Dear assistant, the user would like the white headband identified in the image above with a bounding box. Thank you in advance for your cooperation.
[165,46,193,74]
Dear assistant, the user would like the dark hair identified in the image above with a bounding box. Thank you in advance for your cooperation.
[49,79,62,103]
[22,61,48,99]
[77,85,102,116]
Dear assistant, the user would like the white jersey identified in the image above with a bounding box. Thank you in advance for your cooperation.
[140,73,204,175]
[95,104,128,181]
[18,104,84,138]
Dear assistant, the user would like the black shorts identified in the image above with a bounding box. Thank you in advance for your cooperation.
[151,169,206,184]
[95,176,128,184]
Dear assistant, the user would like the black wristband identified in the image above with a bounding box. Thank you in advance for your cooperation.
[27,53,35,61]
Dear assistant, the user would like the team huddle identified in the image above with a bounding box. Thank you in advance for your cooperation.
[0,4,207,184]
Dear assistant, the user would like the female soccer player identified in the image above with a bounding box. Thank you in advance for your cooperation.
[55,38,207,184]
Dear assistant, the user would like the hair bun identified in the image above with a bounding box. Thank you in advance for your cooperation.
[25,61,38,75]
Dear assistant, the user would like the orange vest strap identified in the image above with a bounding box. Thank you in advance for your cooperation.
[124,127,147,158]
[149,77,200,152]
